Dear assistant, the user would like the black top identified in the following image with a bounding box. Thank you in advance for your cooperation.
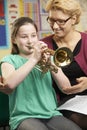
[52,39,87,102]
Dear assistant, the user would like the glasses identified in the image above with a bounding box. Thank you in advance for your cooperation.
[47,17,71,26]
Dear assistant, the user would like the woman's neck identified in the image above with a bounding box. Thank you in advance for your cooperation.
[53,30,81,51]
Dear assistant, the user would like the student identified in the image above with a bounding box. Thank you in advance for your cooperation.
[41,0,87,129]
[0,17,82,130]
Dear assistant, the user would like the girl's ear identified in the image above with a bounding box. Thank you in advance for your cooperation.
[11,38,17,44]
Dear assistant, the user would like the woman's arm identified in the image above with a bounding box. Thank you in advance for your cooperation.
[0,75,13,94]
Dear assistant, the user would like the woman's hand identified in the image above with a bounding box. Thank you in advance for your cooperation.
[0,76,10,94]
[0,76,4,88]
[62,77,87,94]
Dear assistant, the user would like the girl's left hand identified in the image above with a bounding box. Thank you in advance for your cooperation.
[62,77,87,94]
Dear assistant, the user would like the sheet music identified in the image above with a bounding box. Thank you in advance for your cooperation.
[57,95,87,115]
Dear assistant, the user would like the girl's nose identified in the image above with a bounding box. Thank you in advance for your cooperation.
[27,37,33,45]
[28,37,31,42]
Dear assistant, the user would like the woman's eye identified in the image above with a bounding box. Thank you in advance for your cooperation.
[58,20,65,23]
[32,34,37,38]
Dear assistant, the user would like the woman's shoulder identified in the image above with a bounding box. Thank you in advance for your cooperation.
[41,34,54,42]
[41,34,54,49]
[80,32,87,38]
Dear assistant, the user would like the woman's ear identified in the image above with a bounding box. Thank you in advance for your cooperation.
[71,15,77,25]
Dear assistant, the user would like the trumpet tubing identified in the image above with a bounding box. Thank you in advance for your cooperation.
[44,47,73,67]
[36,47,73,73]
[53,47,73,67]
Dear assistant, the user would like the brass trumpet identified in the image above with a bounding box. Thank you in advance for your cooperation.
[35,47,73,73]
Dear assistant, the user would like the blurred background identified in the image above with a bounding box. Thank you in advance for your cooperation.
[0,0,87,59]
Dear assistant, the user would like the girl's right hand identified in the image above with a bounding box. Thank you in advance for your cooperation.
[30,41,48,63]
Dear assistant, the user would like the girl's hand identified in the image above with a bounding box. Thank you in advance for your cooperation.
[30,41,48,63]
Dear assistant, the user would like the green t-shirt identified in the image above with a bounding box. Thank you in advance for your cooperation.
[0,54,62,130]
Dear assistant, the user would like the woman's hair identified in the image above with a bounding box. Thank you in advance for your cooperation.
[11,17,38,54]
[45,0,82,24]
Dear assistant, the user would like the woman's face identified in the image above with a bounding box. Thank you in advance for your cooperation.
[48,9,75,38]
[14,23,38,56]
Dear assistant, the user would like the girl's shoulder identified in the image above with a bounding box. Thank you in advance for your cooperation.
[0,54,27,68]
[1,54,19,62]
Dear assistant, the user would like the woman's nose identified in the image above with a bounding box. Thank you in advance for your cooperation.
[53,22,60,29]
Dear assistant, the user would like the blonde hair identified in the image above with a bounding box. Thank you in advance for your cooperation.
[46,0,82,24]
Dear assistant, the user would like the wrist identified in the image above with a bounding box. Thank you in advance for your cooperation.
[30,58,38,65]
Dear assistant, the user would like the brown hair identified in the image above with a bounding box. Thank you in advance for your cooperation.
[45,0,82,24]
[11,17,38,54]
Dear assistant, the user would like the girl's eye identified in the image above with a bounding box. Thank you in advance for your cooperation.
[21,36,27,38]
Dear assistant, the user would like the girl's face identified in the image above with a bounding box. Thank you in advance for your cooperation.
[14,23,38,57]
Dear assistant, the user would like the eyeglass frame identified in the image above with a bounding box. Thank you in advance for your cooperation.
[47,16,71,26]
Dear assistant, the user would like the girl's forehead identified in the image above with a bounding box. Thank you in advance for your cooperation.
[18,24,36,32]
[19,23,34,29]
[17,25,37,35]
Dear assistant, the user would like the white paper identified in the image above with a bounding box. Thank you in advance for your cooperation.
[57,95,87,115]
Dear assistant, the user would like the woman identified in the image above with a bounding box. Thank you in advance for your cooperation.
[41,0,87,129]
[0,76,7,90]
[0,17,81,130]
[0,76,4,87]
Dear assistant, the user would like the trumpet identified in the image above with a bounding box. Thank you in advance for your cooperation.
[35,47,73,73]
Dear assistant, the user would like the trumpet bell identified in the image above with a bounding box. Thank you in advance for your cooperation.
[53,47,73,67]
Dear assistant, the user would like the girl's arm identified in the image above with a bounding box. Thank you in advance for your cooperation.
[51,67,71,93]
[52,68,87,94]
[1,57,37,94]
[1,41,48,94]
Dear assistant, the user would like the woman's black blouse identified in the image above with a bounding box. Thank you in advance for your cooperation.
[52,39,87,102]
